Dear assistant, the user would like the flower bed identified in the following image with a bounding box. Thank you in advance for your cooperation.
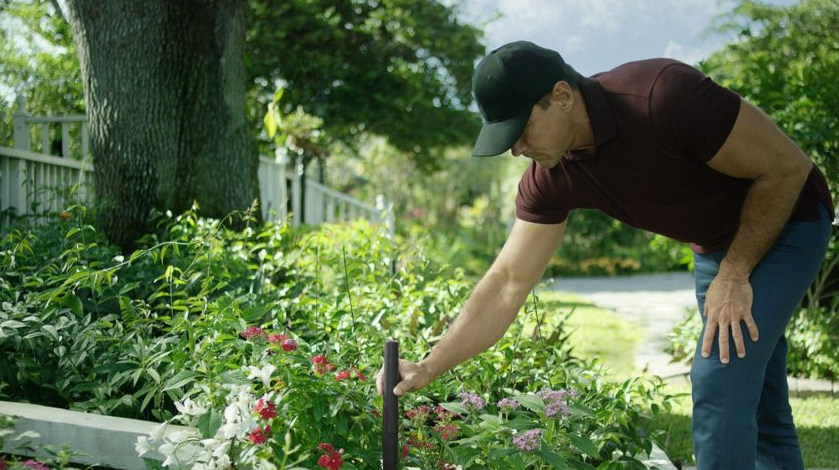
[1,207,679,469]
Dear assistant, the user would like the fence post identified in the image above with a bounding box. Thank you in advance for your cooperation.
[13,95,31,152]
[376,194,396,275]
[291,161,302,227]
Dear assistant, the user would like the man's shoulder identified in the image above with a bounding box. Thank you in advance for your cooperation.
[591,58,690,98]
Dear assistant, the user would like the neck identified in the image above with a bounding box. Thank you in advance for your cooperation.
[569,89,595,154]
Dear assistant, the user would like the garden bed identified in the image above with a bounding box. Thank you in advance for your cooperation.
[0,400,677,470]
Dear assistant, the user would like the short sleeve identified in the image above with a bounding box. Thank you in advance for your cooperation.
[649,63,742,162]
[515,163,569,224]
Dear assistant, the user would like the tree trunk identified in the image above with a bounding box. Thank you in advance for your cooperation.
[64,0,258,251]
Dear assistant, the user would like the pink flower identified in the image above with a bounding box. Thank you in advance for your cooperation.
[281,339,298,351]
[405,405,431,422]
[249,425,271,444]
[434,404,457,420]
[401,444,410,458]
[22,461,50,470]
[434,423,459,441]
[241,326,266,340]
[459,391,485,410]
[254,398,277,420]
[512,428,542,451]
[0,461,9,470]
[267,333,289,343]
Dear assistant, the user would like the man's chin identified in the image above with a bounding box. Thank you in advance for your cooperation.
[534,159,558,169]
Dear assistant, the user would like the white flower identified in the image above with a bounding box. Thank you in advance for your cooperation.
[214,454,232,469]
[211,439,232,457]
[245,364,276,388]
[150,423,167,441]
[113,255,125,263]
[135,436,152,456]
[175,397,207,417]
[256,458,278,470]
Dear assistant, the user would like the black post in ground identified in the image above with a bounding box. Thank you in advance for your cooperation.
[383,339,399,470]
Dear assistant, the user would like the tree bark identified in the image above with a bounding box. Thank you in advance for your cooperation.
[64,0,258,251]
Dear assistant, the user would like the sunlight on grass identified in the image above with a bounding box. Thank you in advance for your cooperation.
[527,290,643,381]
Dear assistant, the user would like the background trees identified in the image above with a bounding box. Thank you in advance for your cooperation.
[0,0,485,250]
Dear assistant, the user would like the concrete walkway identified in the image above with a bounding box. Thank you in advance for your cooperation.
[545,272,838,392]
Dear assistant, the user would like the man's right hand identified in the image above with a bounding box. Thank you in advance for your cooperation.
[375,359,436,397]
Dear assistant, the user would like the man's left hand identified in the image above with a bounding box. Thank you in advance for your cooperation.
[701,275,760,364]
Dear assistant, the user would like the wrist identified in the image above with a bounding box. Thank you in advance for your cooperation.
[718,260,751,283]
[419,353,444,380]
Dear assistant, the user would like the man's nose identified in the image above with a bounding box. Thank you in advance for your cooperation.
[510,139,527,157]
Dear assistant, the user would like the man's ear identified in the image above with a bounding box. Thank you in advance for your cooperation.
[551,81,574,111]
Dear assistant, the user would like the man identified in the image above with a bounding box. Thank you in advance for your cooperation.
[376,41,834,470]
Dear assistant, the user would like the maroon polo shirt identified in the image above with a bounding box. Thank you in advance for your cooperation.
[515,59,834,253]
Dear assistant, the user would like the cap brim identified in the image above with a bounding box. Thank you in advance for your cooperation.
[471,107,531,157]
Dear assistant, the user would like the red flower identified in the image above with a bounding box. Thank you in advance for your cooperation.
[434,423,459,441]
[402,444,410,458]
[316,443,345,470]
[0,460,9,470]
[371,408,381,418]
[254,398,277,420]
[311,355,335,374]
[241,326,266,340]
[350,366,367,381]
[248,425,271,444]
[267,333,289,343]
[281,339,298,351]
[335,370,351,381]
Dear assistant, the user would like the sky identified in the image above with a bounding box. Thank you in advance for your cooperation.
[446,0,801,76]
[2,0,802,105]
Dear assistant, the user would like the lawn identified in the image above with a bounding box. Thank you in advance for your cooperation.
[532,290,839,469]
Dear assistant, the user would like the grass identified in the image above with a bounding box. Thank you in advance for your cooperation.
[526,290,644,381]
[532,289,839,469]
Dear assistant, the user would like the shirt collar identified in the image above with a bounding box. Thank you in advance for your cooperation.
[565,76,617,161]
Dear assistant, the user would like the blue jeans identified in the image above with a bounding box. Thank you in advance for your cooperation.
[690,204,832,470]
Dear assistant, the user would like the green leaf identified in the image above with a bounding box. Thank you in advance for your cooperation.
[568,434,599,458]
[439,402,468,415]
[197,408,222,438]
[503,417,539,430]
[568,403,595,417]
[478,414,503,425]
[91,362,135,374]
[242,305,266,322]
[162,371,200,392]
[537,449,569,469]
[514,393,545,413]
[66,294,83,318]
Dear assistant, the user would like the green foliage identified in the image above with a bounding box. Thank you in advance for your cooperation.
[702,0,839,193]
[1,204,672,469]
[0,0,84,119]
[544,210,693,278]
[248,0,485,169]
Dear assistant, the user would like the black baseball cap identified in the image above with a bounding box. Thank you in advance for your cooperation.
[471,41,574,157]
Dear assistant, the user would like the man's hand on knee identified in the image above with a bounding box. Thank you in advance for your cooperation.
[701,275,760,364]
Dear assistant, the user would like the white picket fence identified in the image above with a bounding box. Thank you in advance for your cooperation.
[1,95,393,240]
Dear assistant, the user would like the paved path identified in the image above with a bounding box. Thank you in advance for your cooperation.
[545,272,838,393]
[546,272,696,381]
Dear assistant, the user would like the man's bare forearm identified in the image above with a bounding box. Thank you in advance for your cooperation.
[719,164,812,280]
[418,268,531,380]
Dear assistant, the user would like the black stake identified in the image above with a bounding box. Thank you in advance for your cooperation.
[383,339,399,470]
